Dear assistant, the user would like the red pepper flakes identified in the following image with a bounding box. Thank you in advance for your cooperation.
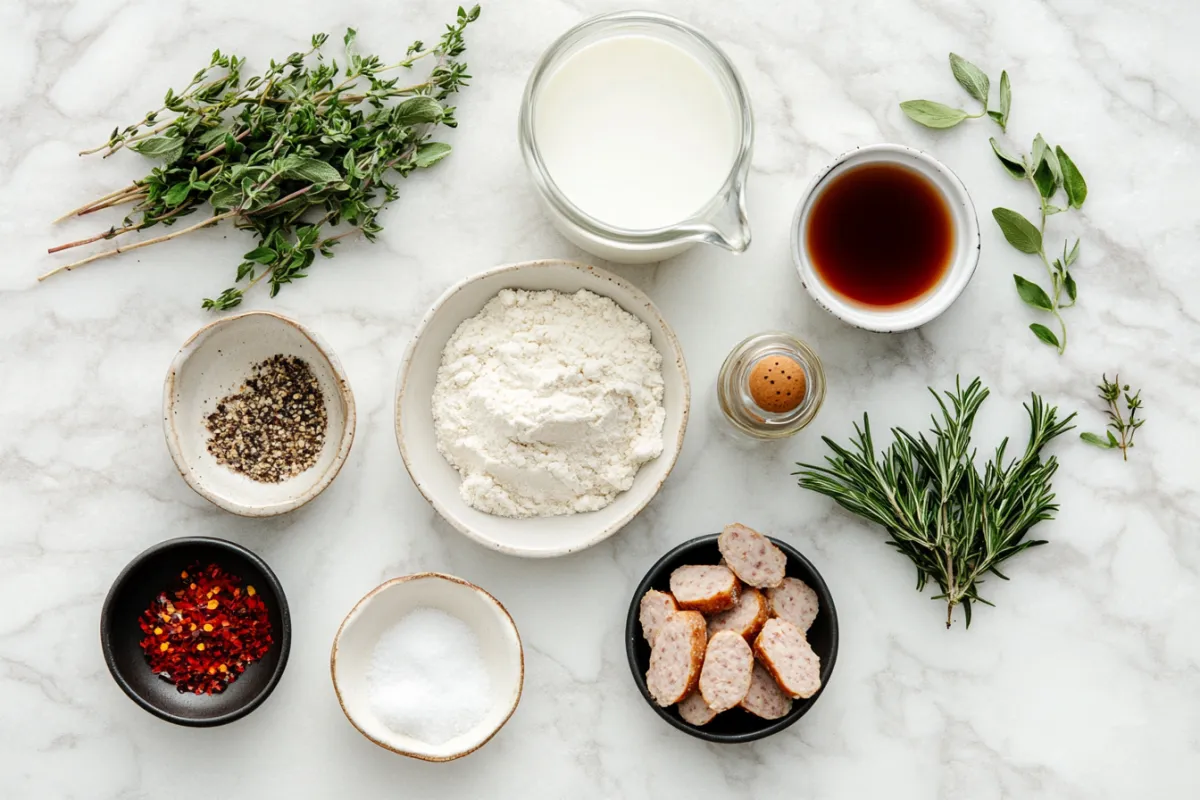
[138,563,272,695]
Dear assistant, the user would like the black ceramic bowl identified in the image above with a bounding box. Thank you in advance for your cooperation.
[101,537,291,726]
[625,533,838,743]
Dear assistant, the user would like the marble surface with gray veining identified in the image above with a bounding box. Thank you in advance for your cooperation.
[2,0,1198,797]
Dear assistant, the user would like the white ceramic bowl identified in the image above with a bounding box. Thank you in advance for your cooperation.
[792,143,981,331]
[331,573,524,761]
[164,311,356,516]
[395,259,690,558]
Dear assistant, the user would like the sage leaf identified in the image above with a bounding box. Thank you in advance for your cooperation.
[394,95,444,125]
[1014,275,1053,310]
[208,185,241,210]
[1044,144,1063,185]
[197,126,231,148]
[1057,146,1088,208]
[1064,272,1078,303]
[1029,323,1060,348]
[900,100,969,128]
[1033,157,1057,198]
[1065,238,1080,267]
[992,208,1042,253]
[278,157,342,184]
[1080,432,1116,448]
[414,141,452,168]
[949,53,990,105]
[1031,133,1048,171]
[997,70,1011,130]
[990,137,1026,179]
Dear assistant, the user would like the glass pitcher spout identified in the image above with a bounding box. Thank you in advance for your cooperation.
[698,183,751,253]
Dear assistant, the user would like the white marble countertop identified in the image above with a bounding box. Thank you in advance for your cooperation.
[3,0,1199,797]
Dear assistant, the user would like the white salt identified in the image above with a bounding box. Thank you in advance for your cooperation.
[365,607,493,745]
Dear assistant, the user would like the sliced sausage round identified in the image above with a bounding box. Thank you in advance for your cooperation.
[753,618,821,699]
[645,611,707,706]
[677,691,717,726]
[739,662,793,720]
[767,577,819,632]
[718,523,786,589]
[639,589,678,645]
[698,630,754,712]
[706,586,768,641]
[669,564,740,614]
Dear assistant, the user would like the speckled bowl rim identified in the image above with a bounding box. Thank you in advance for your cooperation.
[163,310,357,517]
[394,259,691,558]
[330,572,525,762]
[791,143,982,332]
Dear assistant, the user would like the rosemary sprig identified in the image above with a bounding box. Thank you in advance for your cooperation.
[41,5,481,310]
[1080,374,1145,460]
[901,54,1089,354]
[794,377,1076,629]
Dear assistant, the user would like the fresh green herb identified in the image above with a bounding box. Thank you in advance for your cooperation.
[794,377,1075,629]
[901,55,1089,353]
[900,54,1009,131]
[41,5,482,310]
[1080,374,1145,460]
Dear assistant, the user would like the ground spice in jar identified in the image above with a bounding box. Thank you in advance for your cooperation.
[138,563,272,695]
[205,354,327,483]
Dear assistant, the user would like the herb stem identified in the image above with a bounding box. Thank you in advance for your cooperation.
[53,183,141,223]
[39,211,236,281]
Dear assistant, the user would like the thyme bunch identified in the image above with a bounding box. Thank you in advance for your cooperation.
[795,378,1075,628]
[42,5,482,310]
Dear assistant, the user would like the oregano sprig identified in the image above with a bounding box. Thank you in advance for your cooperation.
[41,5,482,311]
[1080,374,1145,460]
[901,54,1089,354]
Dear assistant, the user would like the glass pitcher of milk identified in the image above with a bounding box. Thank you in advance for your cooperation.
[519,12,753,264]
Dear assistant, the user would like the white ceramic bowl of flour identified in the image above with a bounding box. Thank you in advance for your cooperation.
[396,260,690,557]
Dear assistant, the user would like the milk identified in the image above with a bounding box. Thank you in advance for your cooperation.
[533,34,738,231]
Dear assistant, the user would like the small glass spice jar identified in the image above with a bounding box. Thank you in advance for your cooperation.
[717,332,826,439]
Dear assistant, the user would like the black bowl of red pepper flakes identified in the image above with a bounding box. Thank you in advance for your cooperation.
[101,537,291,726]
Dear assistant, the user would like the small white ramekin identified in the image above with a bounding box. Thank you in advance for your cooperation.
[791,144,980,332]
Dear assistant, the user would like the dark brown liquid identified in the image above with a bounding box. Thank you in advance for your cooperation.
[806,163,954,307]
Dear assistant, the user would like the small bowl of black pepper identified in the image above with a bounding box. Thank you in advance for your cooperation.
[164,311,356,516]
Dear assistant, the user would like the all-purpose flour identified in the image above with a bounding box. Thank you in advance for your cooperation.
[432,288,666,517]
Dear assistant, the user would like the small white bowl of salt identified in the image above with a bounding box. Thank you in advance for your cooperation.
[331,573,524,761]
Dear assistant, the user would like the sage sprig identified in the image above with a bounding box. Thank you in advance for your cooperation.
[900,54,1010,131]
[795,377,1075,628]
[41,5,482,310]
[1080,374,1145,460]
[901,54,1089,353]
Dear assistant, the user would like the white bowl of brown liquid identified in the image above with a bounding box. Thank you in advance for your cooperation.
[792,144,980,331]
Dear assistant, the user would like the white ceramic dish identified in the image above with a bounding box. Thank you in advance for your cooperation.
[163,311,356,517]
[395,259,690,558]
[331,573,524,762]
[792,143,981,331]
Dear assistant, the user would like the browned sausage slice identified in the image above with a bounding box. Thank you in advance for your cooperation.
[706,586,768,641]
[767,577,819,631]
[753,618,821,699]
[645,611,707,706]
[739,661,793,720]
[698,630,754,712]
[639,589,678,645]
[717,523,786,588]
[669,564,740,614]
[677,691,717,726]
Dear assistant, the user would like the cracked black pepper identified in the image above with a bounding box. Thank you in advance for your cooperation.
[205,354,327,483]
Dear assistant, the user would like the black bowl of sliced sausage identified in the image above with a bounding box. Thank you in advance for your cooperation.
[625,526,838,743]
